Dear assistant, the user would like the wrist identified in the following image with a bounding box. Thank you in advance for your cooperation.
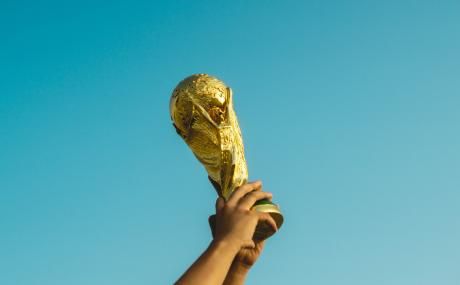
[229,260,251,275]
[211,237,241,257]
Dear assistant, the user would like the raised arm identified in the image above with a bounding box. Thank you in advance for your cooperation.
[175,181,277,285]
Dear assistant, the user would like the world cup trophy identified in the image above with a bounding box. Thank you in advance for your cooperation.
[170,74,283,240]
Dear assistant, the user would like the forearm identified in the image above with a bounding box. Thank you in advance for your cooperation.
[175,239,240,285]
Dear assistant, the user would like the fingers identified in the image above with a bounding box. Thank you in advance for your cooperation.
[238,191,273,210]
[258,212,278,233]
[254,240,266,249]
[241,239,256,249]
[208,215,216,238]
[215,197,225,214]
[227,181,262,205]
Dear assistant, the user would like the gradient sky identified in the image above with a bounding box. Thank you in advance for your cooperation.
[1,1,459,284]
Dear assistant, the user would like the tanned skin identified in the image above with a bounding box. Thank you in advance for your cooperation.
[175,181,277,285]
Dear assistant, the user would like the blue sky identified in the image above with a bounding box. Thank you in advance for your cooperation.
[1,1,459,284]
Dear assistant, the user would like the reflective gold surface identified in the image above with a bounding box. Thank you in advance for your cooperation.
[170,74,283,239]
[170,74,247,200]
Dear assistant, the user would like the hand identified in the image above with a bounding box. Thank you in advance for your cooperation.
[213,181,278,250]
[233,239,265,269]
[176,181,276,285]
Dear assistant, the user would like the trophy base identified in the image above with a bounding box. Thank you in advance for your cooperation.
[252,199,284,241]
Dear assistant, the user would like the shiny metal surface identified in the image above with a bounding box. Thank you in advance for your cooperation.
[170,74,283,239]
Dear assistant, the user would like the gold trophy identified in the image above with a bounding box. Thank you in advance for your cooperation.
[170,74,283,240]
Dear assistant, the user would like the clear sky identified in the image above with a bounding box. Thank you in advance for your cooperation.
[1,1,459,284]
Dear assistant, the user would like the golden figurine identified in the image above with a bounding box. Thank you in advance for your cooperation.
[170,74,283,240]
